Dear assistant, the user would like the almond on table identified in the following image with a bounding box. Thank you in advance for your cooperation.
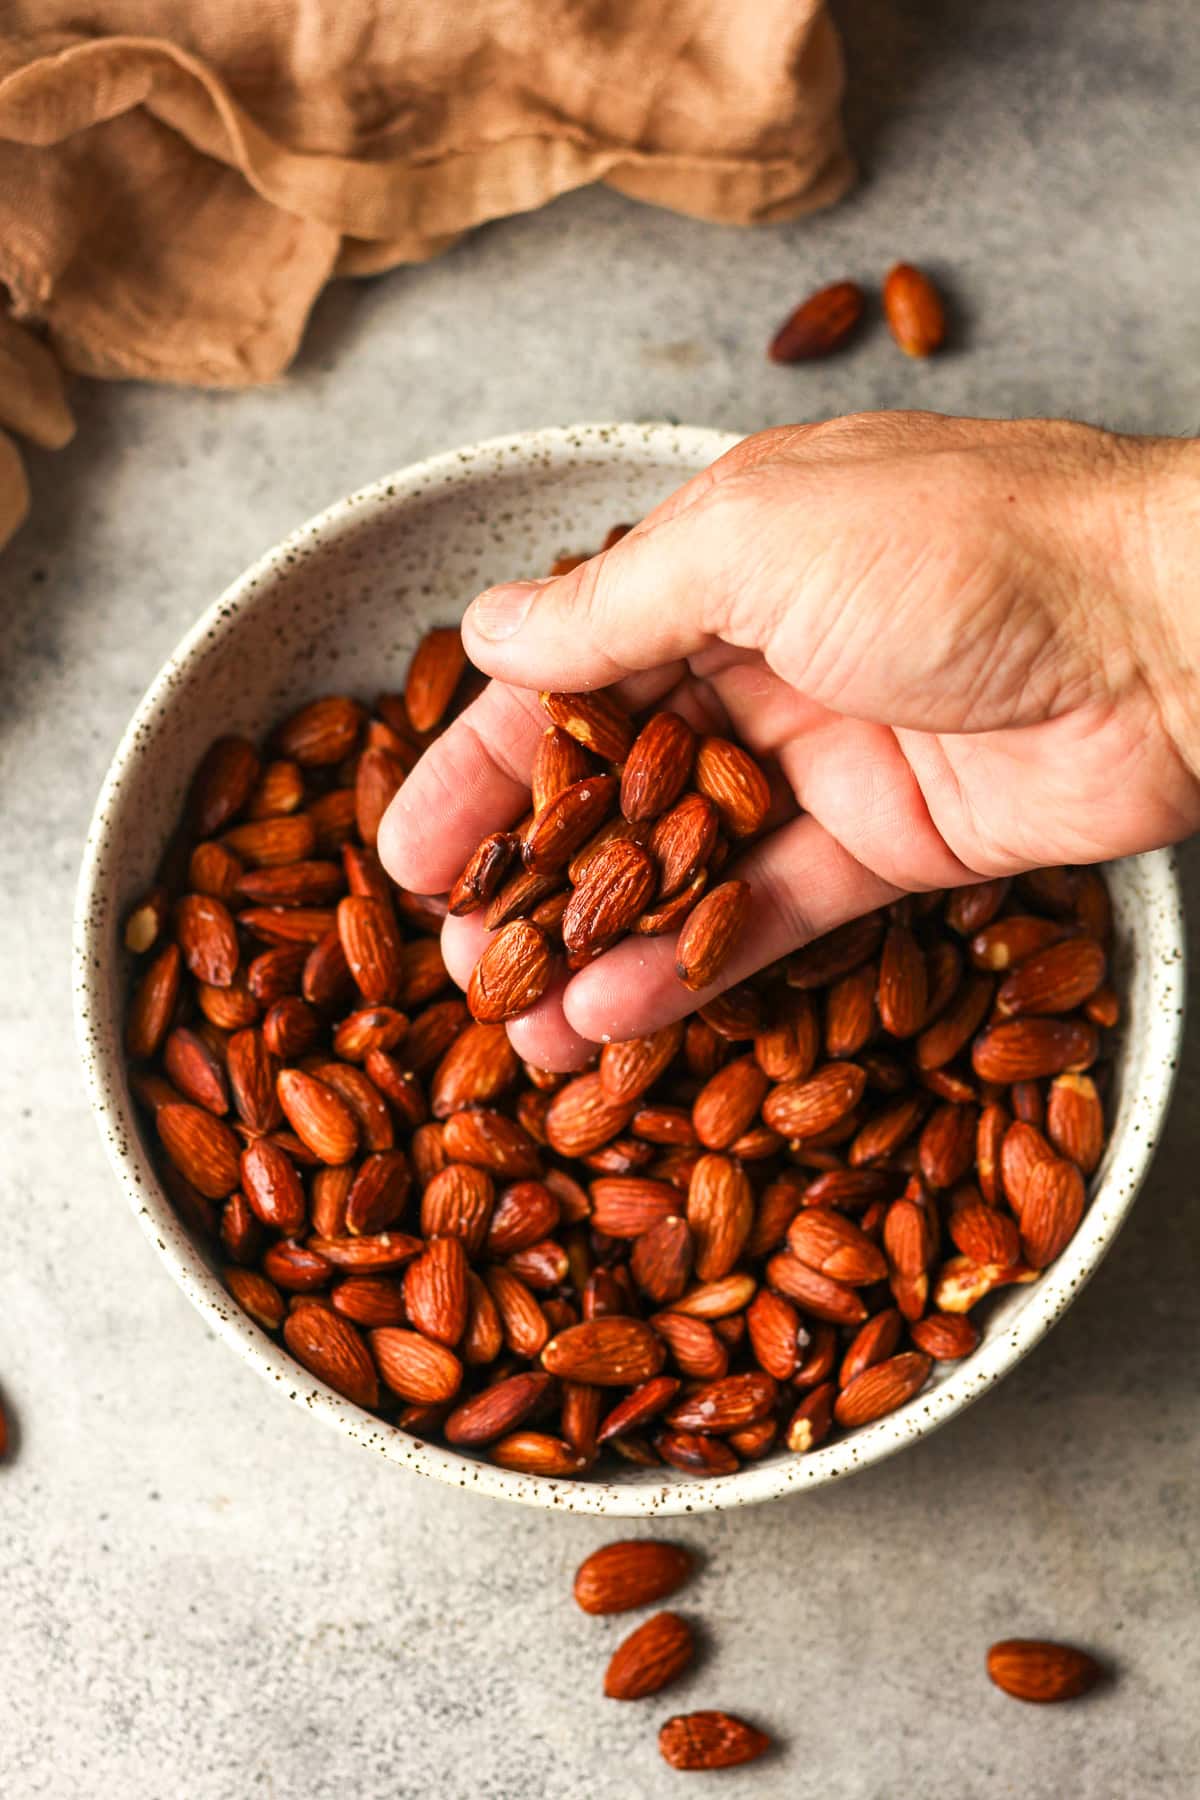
[125,587,1120,1482]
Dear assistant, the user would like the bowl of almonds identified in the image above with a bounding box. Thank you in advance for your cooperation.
[74,422,1186,1515]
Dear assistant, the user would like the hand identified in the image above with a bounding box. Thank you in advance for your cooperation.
[379,412,1199,1070]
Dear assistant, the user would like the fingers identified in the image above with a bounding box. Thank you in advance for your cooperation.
[561,816,898,1045]
[439,814,895,1068]
[377,682,545,894]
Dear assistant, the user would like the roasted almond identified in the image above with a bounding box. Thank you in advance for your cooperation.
[766,1252,868,1326]
[605,1610,695,1701]
[157,1103,242,1199]
[371,1327,462,1404]
[972,1018,1098,1084]
[675,879,750,991]
[686,1154,753,1282]
[543,1317,666,1387]
[404,627,467,733]
[574,1540,693,1614]
[540,689,635,761]
[769,279,864,362]
[274,694,364,766]
[834,1350,931,1426]
[1017,1155,1085,1269]
[659,1712,770,1772]
[995,937,1106,1017]
[762,1060,867,1139]
[186,735,262,837]
[986,1639,1103,1704]
[336,895,403,1005]
[276,1068,359,1164]
[787,1207,887,1285]
[444,1370,555,1446]
[883,262,946,357]
[692,1055,769,1151]
[282,1305,378,1408]
[522,773,619,874]
[530,725,593,814]
[620,712,695,822]
[466,917,554,1022]
[1045,1072,1104,1174]
[562,837,657,957]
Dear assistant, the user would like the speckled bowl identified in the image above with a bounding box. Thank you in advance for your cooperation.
[74,422,1186,1516]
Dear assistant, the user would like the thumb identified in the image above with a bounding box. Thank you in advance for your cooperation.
[461,478,750,690]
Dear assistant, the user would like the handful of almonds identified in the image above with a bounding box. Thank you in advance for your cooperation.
[123,601,1119,1483]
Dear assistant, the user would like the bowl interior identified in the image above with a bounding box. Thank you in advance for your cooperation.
[75,422,1186,1515]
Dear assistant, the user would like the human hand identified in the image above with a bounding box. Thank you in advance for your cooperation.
[379,412,1199,1070]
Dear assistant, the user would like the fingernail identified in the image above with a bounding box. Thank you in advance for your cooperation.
[468,580,543,640]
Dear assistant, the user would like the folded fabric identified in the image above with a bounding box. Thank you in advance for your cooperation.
[0,1,852,547]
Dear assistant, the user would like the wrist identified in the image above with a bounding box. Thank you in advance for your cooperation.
[1134,437,1200,785]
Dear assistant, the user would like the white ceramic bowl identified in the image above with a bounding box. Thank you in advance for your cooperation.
[74,422,1187,1516]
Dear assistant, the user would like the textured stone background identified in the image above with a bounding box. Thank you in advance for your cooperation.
[1,2,1197,1794]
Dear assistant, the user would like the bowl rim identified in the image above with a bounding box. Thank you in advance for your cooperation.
[74,420,1188,1516]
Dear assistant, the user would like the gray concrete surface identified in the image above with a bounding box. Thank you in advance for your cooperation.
[2,2,1198,1794]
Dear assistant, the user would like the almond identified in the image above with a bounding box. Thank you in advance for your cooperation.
[542,1317,666,1387]
[877,923,928,1037]
[969,915,1069,971]
[692,1055,769,1150]
[766,1252,868,1325]
[769,279,864,362]
[666,1371,776,1434]
[675,879,750,991]
[157,1103,242,1198]
[224,1266,286,1333]
[995,937,1106,1017]
[651,1311,729,1379]
[839,1307,904,1388]
[630,1216,693,1305]
[489,1431,588,1476]
[649,791,719,897]
[824,962,877,1058]
[225,1027,281,1133]
[1017,1155,1085,1268]
[949,1199,1020,1268]
[574,1540,693,1614]
[562,837,657,957]
[124,885,170,954]
[442,1108,540,1177]
[972,1017,1098,1084]
[483,1266,550,1359]
[762,1060,867,1139]
[522,773,619,874]
[222,813,318,869]
[448,830,518,916]
[658,1712,770,1771]
[1045,1072,1104,1174]
[240,1137,306,1233]
[485,1180,561,1256]
[430,1021,519,1118]
[330,1275,408,1328]
[246,758,305,820]
[261,1240,334,1292]
[883,262,946,357]
[746,1289,802,1381]
[590,1177,680,1238]
[282,1306,379,1408]
[620,712,695,821]
[656,1427,739,1476]
[918,1101,978,1189]
[986,1639,1103,1704]
[597,1375,681,1444]
[404,627,467,733]
[785,1380,835,1452]
[370,1327,462,1403]
[189,841,245,902]
[461,1271,505,1364]
[276,1068,359,1164]
[916,972,994,1070]
[125,942,184,1061]
[308,1232,422,1273]
[187,735,262,836]
[402,1235,468,1346]
[944,877,1012,935]
[336,895,403,1005]
[605,1611,695,1701]
[754,989,819,1082]
[466,917,554,1022]
[910,1311,979,1360]
[344,1149,411,1235]
[599,1021,685,1104]
[161,1022,230,1116]
[530,725,593,814]
[444,1370,556,1446]
[544,1073,636,1157]
[834,1349,932,1426]
[787,1207,888,1285]
[420,1162,495,1254]
[540,688,634,761]
[274,694,364,766]
[787,912,885,988]
[686,1154,753,1281]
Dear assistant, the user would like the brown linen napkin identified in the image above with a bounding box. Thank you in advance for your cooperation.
[0,1,852,547]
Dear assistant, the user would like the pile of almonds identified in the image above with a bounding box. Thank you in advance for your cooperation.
[576,1538,1102,1772]
[123,614,1119,1483]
